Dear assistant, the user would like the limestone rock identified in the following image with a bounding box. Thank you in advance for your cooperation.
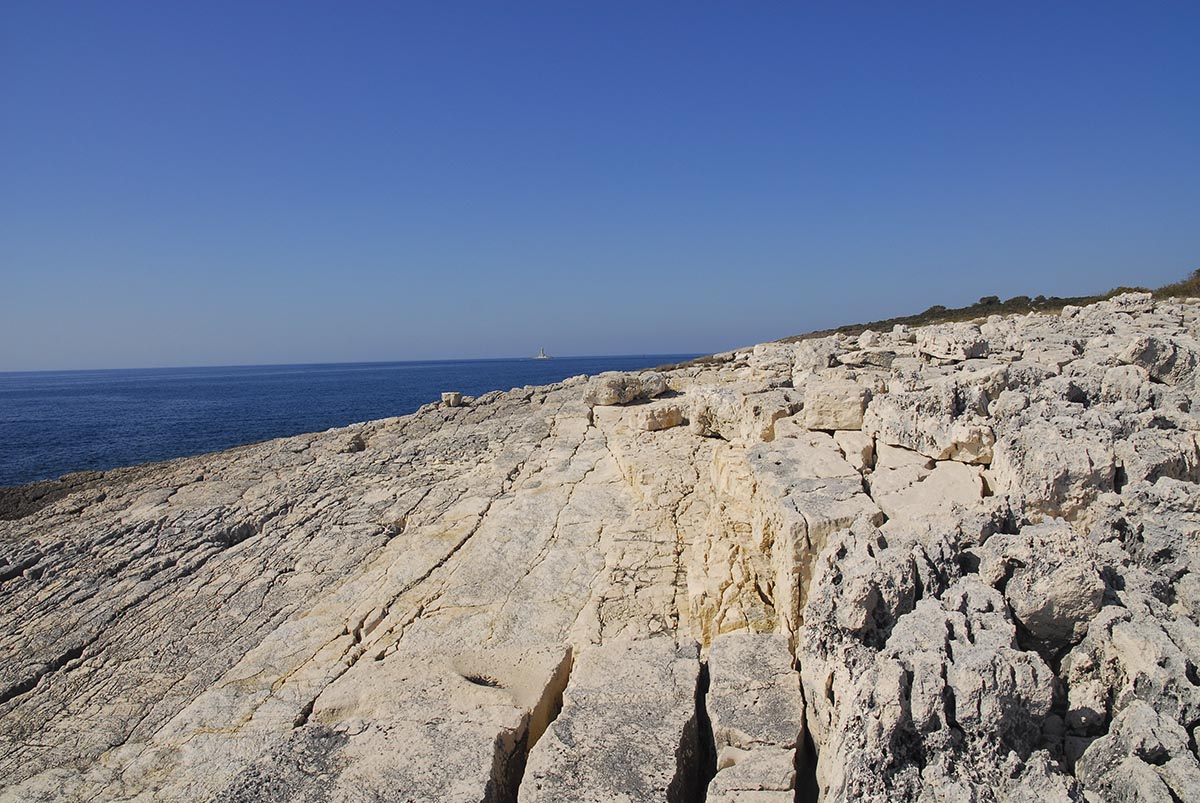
[706,632,802,754]
[1115,428,1200,484]
[799,575,1075,802]
[988,419,1115,523]
[519,637,703,803]
[1059,601,1200,749]
[4,293,1200,803]
[584,371,668,406]
[916,322,989,361]
[1100,364,1153,409]
[634,401,685,432]
[863,379,996,464]
[803,379,870,431]
[706,750,796,803]
[1075,701,1200,803]
[833,430,874,472]
[791,336,839,376]
[872,459,985,523]
[705,633,803,802]
[1119,334,1199,385]
[1104,291,1156,313]
[748,343,797,381]
[689,387,798,444]
[977,522,1105,647]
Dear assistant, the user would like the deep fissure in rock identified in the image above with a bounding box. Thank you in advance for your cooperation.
[694,660,718,802]
[491,647,574,803]
[795,721,821,803]
[666,656,717,803]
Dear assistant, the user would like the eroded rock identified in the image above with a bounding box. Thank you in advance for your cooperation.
[4,294,1200,803]
[519,637,703,803]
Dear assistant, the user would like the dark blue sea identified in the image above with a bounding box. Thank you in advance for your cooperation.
[0,354,698,488]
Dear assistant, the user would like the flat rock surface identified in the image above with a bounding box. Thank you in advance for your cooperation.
[3,292,1199,802]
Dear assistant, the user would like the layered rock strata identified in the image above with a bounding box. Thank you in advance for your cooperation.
[2,291,1199,802]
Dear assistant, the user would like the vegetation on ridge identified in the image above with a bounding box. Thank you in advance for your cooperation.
[778,268,1199,343]
[655,268,1198,372]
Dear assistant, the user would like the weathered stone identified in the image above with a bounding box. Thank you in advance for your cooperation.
[977,522,1105,647]
[584,371,669,406]
[1075,701,1200,803]
[863,380,995,464]
[833,430,874,472]
[1120,334,1199,385]
[704,632,803,802]
[748,343,797,381]
[634,401,685,432]
[706,632,802,753]
[1115,428,1200,484]
[441,391,464,407]
[916,322,989,361]
[4,294,1200,803]
[872,459,985,523]
[520,637,703,803]
[689,387,798,444]
[1100,364,1153,409]
[798,576,1073,802]
[803,379,869,431]
[791,336,839,376]
[988,419,1115,523]
[706,749,796,802]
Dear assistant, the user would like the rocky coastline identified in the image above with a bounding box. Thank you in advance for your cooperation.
[2,291,1198,802]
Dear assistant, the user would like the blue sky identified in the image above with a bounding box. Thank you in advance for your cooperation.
[2,2,1197,370]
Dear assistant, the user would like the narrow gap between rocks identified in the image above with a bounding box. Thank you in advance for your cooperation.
[1113,465,1128,494]
[695,659,718,801]
[493,647,574,803]
[672,657,717,803]
[794,664,821,803]
[527,648,574,750]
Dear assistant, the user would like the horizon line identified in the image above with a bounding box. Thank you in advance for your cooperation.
[0,350,708,377]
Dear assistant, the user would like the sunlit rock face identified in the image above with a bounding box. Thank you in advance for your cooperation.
[3,291,1199,802]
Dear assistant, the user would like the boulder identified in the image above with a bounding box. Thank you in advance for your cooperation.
[916,323,989,361]
[988,420,1115,522]
[977,522,1106,647]
[748,343,798,381]
[634,402,685,432]
[803,380,870,431]
[1119,334,1199,385]
[584,372,669,406]
[690,387,798,444]
[791,336,840,374]
[863,381,995,464]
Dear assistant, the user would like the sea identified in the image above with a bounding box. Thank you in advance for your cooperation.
[0,354,699,488]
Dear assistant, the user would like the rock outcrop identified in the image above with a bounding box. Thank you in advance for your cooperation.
[2,291,1199,802]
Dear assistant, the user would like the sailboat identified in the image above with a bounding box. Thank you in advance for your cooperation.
[534,347,552,360]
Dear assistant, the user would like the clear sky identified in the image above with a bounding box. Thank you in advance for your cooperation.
[2,2,1197,371]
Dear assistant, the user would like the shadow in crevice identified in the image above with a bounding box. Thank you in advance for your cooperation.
[669,658,717,803]
[481,646,574,803]
[795,722,821,803]
[694,660,718,800]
